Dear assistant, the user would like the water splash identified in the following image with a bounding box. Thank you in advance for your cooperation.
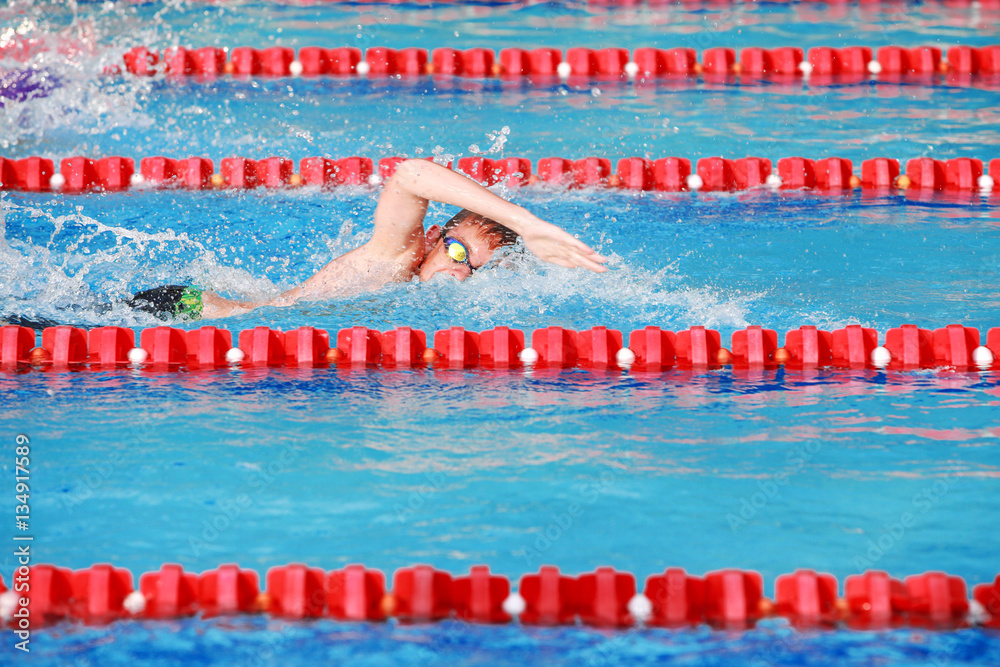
[0,0,162,152]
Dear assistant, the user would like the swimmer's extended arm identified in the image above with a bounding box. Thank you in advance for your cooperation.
[371,160,608,272]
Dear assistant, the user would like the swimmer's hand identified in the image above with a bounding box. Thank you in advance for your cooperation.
[520,220,608,273]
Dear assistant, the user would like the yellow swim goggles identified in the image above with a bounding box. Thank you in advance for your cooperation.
[444,236,475,271]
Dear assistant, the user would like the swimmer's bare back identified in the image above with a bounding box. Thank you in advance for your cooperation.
[199,160,607,320]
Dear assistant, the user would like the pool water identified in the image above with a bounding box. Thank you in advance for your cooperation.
[2,1,1000,665]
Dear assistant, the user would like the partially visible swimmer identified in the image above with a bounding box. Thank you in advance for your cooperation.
[128,159,608,321]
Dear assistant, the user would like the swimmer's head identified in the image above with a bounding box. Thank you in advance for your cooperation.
[418,209,519,282]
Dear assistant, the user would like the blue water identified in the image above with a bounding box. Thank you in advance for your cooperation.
[2,1,1000,665]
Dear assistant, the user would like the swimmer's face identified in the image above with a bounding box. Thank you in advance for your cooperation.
[418,221,499,282]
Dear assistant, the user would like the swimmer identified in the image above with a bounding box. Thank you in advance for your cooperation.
[129,159,608,321]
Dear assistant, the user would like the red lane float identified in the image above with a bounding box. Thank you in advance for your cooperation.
[96,157,134,191]
[26,565,74,625]
[831,324,878,367]
[256,157,293,188]
[577,567,636,627]
[282,326,330,366]
[452,566,511,624]
[41,326,88,367]
[140,326,187,366]
[702,47,736,76]
[266,564,326,619]
[627,326,677,371]
[774,569,839,627]
[674,326,722,366]
[327,565,386,621]
[185,326,232,368]
[573,157,612,188]
[198,564,260,616]
[433,326,480,368]
[1,326,34,367]
[380,327,427,367]
[335,326,382,365]
[883,324,933,368]
[616,157,654,190]
[973,576,1000,629]
[782,325,834,367]
[734,157,771,189]
[518,566,578,625]
[696,157,736,192]
[653,157,692,191]
[577,326,624,369]
[703,569,765,628]
[905,572,969,628]
[221,157,258,189]
[238,326,286,366]
[479,326,525,368]
[88,326,135,367]
[531,326,579,368]
[815,157,854,191]
[731,325,778,366]
[644,568,705,627]
[59,157,98,192]
[139,564,199,618]
[844,570,909,629]
[71,564,134,623]
[861,158,900,190]
[392,565,453,622]
[778,157,816,190]
[537,157,574,186]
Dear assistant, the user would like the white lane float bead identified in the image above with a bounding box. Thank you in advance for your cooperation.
[50,173,66,190]
[978,174,994,192]
[871,346,892,368]
[969,598,990,625]
[127,347,148,365]
[623,61,639,78]
[519,347,539,365]
[867,60,883,75]
[130,172,146,187]
[289,60,303,76]
[686,174,703,191]
[556,61,572,78]
[367,173,384,187]
[615,347,636,367]
[225,347,246,365]
[798,61,814,77]
[972,346,994,367]
[766,173,783,189]
[123,590,147,615]
[502,592,526,617]
[355,61,371,76]
[627,593,653,624]
[0,590,18,622]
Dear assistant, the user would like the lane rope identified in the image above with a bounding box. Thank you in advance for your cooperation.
[109,44,1000,81]
[2,324,997,371]
[2,563,998,629]
[2,154,997,193]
